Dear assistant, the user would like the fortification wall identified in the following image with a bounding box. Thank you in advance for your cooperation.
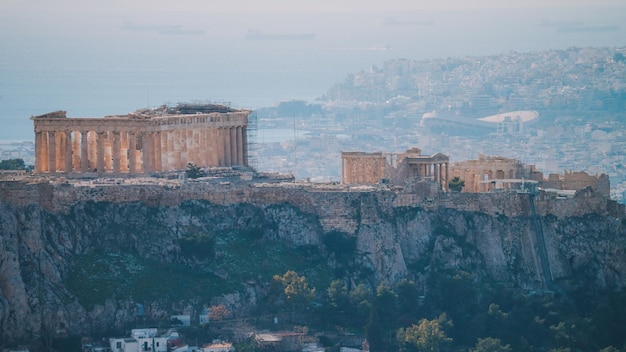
[2,178,622,235]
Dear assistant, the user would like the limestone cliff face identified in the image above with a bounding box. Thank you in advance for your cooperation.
[1,181,625,347]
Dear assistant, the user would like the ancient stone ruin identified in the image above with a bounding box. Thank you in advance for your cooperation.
[31,104,251,176]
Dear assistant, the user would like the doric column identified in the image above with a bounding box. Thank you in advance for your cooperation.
[104,132,113,172]
[65,130,73,173]
[120,131,129,173]
[160,131,168,171]
[142,132,151,174]
[224,127,232,166]
[57,132,65,173]
[242,126,248,166]
[198,129,206,167]
[87,132,96,171]
[34,132,43,173]
[204,129,211,167]
[210,128,219,166]
[80,131,89,173]
[40,132,50,172]
[153,131,161,172]
[48,131,57,173]
[72,130,81,171]
[230,127,238,165]
[173,130,182,170]
[112,131,121,174]
[184,129,191,169]
[178,130,187,170]
[128,132,137,173]
[236,126,243,166]
[192,129,200,166]
[214,128,220,166]
[96,131,105,174]
[167,131,175,171]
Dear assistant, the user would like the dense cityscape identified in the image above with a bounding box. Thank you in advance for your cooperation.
[3,46,626,202]
[251,46,626,201]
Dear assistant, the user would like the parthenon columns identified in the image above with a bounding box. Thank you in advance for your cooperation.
[33,126,251,175]
[32,106,251,176]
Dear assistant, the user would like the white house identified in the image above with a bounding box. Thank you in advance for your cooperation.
[110,333,167,352]
[110,338,139,352]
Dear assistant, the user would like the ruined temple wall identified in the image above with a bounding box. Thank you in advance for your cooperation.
[540,172,610,198]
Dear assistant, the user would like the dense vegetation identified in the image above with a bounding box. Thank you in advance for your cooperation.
[0,158,26,170]
[66,227,626,352]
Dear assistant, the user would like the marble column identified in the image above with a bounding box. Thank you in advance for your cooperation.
[236,126,243,166]
[230,127,238,165]
[177,130,187,170]
[210,128,219,166]
[72,130,81,171]
[215,128,223,166]
[224,127,231,166]
[142,132,151,174]
[192,129,200,166]
[48,131,57,173]
[88,132,97,171]
[96,132,105,174]
[153,132,161,172]
[104,132,113,172]
[167,131,175,171]
[160,131,168,171]
[120,131,129,173]
[113,131,121,174]
[80,131,89,173]
[198,129,206,167]
[64,130,73,173]
[34,132,44,173]
[128,132,137,173]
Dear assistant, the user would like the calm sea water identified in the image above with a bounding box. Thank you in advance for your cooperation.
[1,7,625,142]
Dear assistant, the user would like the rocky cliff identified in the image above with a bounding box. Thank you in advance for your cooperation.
[1,178,625,348]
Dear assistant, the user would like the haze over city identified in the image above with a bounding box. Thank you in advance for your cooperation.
[1,1,625,141]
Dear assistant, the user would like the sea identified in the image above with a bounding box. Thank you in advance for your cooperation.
[1,6,625,142]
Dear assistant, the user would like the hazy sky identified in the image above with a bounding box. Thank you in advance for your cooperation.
[1,0,625,141]
[2,0,624,14]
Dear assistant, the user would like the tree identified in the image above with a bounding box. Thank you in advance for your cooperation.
[367,284,399,351]
[209,304,232,321]
[397,314,453,352]
[448,176,465,192]
[396,279,422,325]
[327,280,349,310]
[349,283,372,325]
[0,158,25,170]
[471,337,512,352]
[186,162,206,179]
[273,270,315,308]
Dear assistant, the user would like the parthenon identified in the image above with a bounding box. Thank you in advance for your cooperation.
[31,104,251,175]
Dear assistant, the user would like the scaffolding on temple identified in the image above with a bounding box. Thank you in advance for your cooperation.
[246,110,258,170]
